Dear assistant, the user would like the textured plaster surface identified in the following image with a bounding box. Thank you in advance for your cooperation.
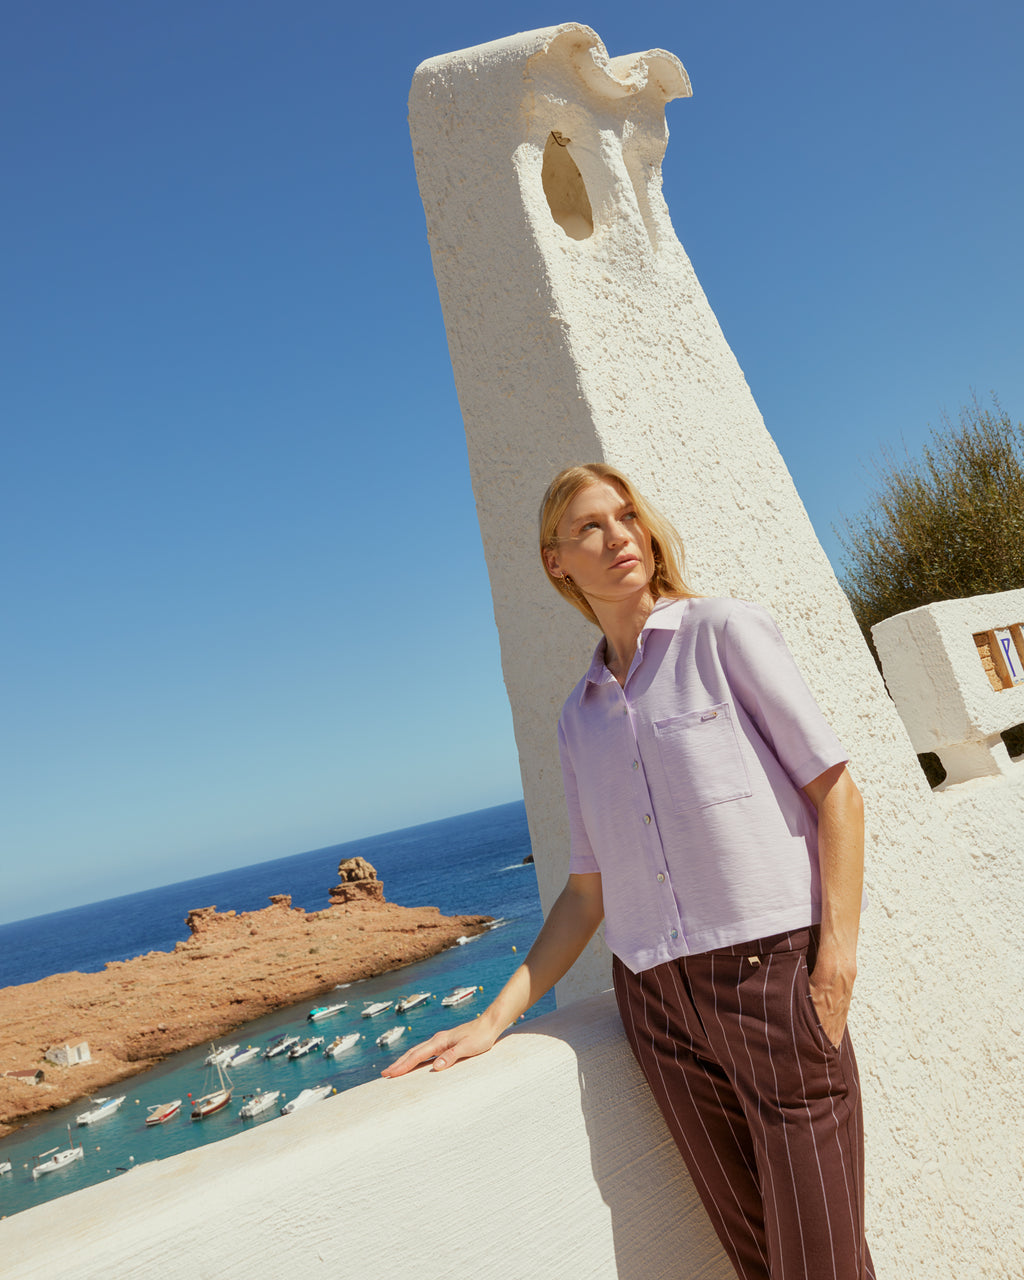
[409,22,1022,1278]
[0,993,734,1280]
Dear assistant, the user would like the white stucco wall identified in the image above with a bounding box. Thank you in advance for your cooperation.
[409,22,1023,1278]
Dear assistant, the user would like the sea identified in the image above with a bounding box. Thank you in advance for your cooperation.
[0,800,549,1221]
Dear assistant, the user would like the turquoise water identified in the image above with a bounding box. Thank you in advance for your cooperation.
[0,801,548,1219]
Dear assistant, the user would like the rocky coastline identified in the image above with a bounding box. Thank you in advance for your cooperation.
[0,858,490,1136]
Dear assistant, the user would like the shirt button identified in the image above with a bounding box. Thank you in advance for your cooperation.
[631,760,639,770]
[643,814,652,825]
[670,930,679,940]
[656,873,665,883]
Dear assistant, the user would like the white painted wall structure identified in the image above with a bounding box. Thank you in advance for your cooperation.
[2,23,1021,1279]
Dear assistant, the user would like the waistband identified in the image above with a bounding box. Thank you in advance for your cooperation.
[690,925,818,959]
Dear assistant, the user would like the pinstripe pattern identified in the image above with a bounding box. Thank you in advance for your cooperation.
[613,928,875,1280]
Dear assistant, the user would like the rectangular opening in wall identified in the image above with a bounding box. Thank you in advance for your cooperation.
[975,626,1024,689]
[1002,723,1024,760]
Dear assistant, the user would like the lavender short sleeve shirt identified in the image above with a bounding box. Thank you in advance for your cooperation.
[559,597,849,973]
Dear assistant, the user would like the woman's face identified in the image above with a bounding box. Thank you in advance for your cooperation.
[543,480,655,607]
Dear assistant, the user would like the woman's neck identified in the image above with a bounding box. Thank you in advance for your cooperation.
[593,591,657,686]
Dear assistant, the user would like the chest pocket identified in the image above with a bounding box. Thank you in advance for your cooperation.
[652,703,752,814]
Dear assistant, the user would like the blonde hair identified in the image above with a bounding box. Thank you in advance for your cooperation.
[539,464,695,625]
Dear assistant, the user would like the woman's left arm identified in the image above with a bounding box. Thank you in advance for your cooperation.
[802,763,865,1047]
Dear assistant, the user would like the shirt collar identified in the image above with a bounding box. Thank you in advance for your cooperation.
[580,596,690,697]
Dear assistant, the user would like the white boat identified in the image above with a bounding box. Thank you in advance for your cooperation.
[145,1099,182,1126]
[376,1026,406,1049]
[204,1043,239,1066]
[288,1035,324,1059]
[395,992,431,1013]
[360,1000,393,1018]
[32,1130,84,1179]
[239,1089,281,1119]
[280,1084,333,1114]
[264,1034,301,1059]
[190,1053,233,1120]
[307,1001,347,1021]
[324,1032,361,1057]
[228,1045,261,1067]
[75,1094,126,1125]
[0,1160,12,1176]
[441,986,478,1007]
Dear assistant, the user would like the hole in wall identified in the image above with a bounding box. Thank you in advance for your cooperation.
[1002,723,1024,759]
[917,753,947,788]
[542,131,594,241]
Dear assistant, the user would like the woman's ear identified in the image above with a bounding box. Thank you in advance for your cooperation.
[542,546,562,578]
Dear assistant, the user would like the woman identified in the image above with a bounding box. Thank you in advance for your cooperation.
[384,463,873,1280]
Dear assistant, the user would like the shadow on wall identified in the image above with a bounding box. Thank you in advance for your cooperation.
[546,994,734,1279]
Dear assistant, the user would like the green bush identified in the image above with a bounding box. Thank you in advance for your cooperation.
[835,396,1024,644]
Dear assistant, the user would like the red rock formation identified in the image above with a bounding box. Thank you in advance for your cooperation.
[329,856,385,905]
[0,880,491,1136]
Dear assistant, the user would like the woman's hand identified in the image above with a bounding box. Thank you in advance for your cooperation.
[380,1017,501,1078]
[808,939,856,1048]
[381,872,604,1082]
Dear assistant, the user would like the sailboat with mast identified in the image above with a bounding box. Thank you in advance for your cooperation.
[189,1046,233,1120]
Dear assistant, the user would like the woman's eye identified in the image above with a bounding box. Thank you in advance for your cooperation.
[622,512,638,522]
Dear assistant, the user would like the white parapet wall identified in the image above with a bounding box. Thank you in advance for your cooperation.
[0,994,735,1280]
[873,588,1024,783]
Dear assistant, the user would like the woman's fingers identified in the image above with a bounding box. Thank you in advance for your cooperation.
[380,1022,495,1078]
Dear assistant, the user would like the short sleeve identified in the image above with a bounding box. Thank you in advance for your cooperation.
[721,601,848,788]
[559,721,601,874]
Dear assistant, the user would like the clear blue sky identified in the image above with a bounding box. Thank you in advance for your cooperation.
[3,1,1022,925]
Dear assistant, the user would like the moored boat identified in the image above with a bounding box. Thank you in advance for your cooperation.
[75,1094,126,1125]
[307,1001,347,1021]
[360,1000,393,1018]
[280,1084,333,1114]
[324,1032,361,1057]
[0,1160,12,1176]
[204,1043,239,1067]
[376,1026,406,1050]
[145,1099,182,1126]
[441,985,478,1007]
[32,1129,84,1179]
[287,1035,324,1059]
[190,1052,233,1119]
[395,992,431,1013]
[263,1034,301,1059]
[239,1089,281,1119]
[228,1045,261,1067]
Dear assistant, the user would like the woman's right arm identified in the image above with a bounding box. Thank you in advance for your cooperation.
[380,871,604,1078]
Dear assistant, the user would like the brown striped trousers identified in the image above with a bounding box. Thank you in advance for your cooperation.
[613,928,875,1280]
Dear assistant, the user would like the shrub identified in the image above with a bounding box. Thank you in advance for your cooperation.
[835,396,1024,644]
